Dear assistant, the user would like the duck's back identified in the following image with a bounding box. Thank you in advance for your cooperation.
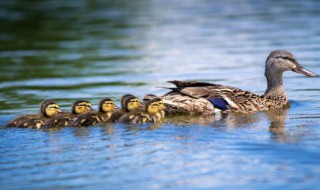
[162,80,271,114]
[73,111,111,127]
[7,114,46,128]
[42,112,76,128]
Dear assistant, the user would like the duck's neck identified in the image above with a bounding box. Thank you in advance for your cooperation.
[264,70,287,100]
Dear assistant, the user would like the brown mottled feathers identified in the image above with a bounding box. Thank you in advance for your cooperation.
[162,80,288,114]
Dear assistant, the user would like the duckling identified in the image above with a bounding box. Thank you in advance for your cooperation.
[6,100,61,129]
[142,94,166,118]
[42,100,93,128]
[119,97,165,124]
[73,98,116,127]
[108,94,141,123]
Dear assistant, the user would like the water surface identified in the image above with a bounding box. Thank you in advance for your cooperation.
[1,0,320,189]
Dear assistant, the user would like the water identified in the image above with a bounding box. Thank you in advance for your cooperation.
[1,0,320,189]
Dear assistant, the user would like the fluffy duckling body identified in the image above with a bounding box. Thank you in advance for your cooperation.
[73,98,115,127]
[42,100,92,128]
[6,100,61,129]
[119,97,165,124]
[108,94,141,123]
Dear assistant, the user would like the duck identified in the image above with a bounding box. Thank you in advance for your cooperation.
[41,100,93,128]
[73,98,116,127]
[108,94,141,123]
[142,94,166,118]
[118,97,166,124]
[162,50,318,114]
[6,100,61,129]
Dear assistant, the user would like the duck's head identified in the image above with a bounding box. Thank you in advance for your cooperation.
[145,97,165,115]
[266,50,318,77]
[41,100,61,117]
[142,94,166,110]
[99,98,115,113]
[142,94,158,105]
[121,94,135,110]
[122,95,140,112]
[72,100,93,114]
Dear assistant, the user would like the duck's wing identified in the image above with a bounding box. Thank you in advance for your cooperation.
[168,80,221,87]
[169,85,265,113]
[15,117,46,129]
[6,114,40,127]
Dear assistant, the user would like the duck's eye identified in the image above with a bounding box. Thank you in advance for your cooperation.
[281,56,294,62]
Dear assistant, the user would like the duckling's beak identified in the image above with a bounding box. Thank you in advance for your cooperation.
[293,65,318,77]
[57,109,62,113]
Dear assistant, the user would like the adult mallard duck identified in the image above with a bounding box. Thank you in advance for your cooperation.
[162,50,318,114]
[42,100,92,128]
[119,97,165,124]
[6,100,61,129]
[73,98,116,127]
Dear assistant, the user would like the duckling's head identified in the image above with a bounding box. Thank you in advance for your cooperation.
[72,100,93,114]
[142,94,166,110]
[41,100,61,117]
[142,94,158,105]
[145,97,164,115]
[99,98,115,113]
[121,94,134,109]
[122,95,140,112]
[266,50,318,77]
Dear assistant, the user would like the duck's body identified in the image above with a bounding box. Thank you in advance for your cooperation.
[73,98,115,127]
[162,50,318,115]
[119,97,165,124]
[6,100,61,129]
[42,100,92,128]
[7,114,43,128]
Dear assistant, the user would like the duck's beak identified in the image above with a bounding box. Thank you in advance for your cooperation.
[293,65,318,77]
